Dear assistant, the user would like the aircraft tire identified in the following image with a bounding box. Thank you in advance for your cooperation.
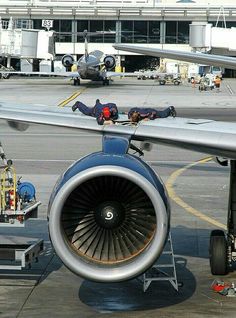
[3,73,10,79]
[73,78,80,86]
[209,230,228,275]
[103,79,109,85]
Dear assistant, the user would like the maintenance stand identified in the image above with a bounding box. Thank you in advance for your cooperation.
[142,232,179,292]
[0,141,43,270]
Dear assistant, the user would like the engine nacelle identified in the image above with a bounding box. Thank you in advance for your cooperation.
[48,150,170,283]
[61,54,75,68]
[103,55,116,70]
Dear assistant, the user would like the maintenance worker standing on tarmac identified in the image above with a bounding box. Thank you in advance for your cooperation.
[214,76,221,92]
[72,99,119,125]
[128,106,177,123]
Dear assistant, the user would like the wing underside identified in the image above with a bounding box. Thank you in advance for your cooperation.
[0,71,80,78]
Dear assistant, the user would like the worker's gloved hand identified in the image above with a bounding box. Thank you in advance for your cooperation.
[103,120,114,125]
[72,104,78,112]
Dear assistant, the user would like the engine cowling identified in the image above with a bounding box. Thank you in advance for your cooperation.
[48,150,170,283]
[61,54,75,68]
[103,55,116,70]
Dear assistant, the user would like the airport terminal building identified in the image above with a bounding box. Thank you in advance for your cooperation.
[1,0,236,71]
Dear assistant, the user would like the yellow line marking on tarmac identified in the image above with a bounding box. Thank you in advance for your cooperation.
[58,87,87,107]
[166,157,227,230]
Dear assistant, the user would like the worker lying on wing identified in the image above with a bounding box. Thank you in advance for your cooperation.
[128,106,177,123]
[72,99,119,125]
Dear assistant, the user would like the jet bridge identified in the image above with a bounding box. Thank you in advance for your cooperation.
[190,22,236,53]
[0,18,54,66]
[0,141,43,270]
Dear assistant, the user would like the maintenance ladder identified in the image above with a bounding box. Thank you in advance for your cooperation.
[142,232,179,292]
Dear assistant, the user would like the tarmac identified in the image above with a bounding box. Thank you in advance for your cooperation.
[0,76,236,317]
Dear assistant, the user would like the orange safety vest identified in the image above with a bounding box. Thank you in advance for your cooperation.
[214,78,221,85]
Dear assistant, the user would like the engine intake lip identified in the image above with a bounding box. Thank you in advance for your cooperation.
[49,165,168,282]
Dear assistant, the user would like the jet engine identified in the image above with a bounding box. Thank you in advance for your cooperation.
[103,55,116,70]
[61,54,75,68]
[48,137,170,283]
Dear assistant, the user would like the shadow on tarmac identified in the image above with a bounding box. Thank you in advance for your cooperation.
[79,256,196,312]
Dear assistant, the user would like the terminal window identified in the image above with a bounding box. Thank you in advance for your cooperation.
[165,21,190,44]
[121,20,160,43]
[77,20,116,43]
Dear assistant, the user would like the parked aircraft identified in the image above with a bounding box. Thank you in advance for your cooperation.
[1,48,236,283]
[0,30,135,86]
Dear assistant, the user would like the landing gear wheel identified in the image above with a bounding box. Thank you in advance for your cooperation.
[209,230,228,275]
[73,78,80,86]
[3,73,10,79]
[103,79,109,86]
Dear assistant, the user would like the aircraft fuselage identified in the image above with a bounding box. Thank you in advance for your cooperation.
[77,50,105,81]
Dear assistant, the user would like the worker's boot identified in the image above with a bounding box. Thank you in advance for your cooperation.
[169,106,177,118]
[72,104,78,112]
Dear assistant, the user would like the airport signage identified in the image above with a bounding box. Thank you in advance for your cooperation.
[42,20,53,30]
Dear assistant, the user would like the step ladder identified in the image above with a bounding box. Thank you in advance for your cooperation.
[142,231,179,292]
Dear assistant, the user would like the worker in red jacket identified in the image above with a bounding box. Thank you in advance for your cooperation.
[72,99,119,125]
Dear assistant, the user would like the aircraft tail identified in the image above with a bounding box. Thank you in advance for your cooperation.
[83,30,89,62]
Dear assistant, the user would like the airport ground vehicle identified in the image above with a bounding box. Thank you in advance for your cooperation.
[0,142,40,226]
[198,76,214,91]
[136,69,159,80]
[0,65,14,79]
[158,74,181,85]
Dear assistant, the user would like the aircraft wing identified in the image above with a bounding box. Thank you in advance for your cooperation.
[113,44,236,70]
[1,101,236,160]
[0,71,80,78]
[105,71,153,78]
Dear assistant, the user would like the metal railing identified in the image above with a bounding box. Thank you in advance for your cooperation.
[1,1,236,19]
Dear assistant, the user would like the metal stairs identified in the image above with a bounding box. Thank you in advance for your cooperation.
[142,231,179,292]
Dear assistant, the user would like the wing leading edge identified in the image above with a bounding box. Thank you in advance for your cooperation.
[1,102,236,159]
[0,71,80,78]
[113,44,236,70]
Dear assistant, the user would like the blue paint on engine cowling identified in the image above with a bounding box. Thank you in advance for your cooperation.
[49,151,169,212]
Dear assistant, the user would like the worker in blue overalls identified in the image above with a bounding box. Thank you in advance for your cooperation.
[128,106,177,123]
[72,99,119,125]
